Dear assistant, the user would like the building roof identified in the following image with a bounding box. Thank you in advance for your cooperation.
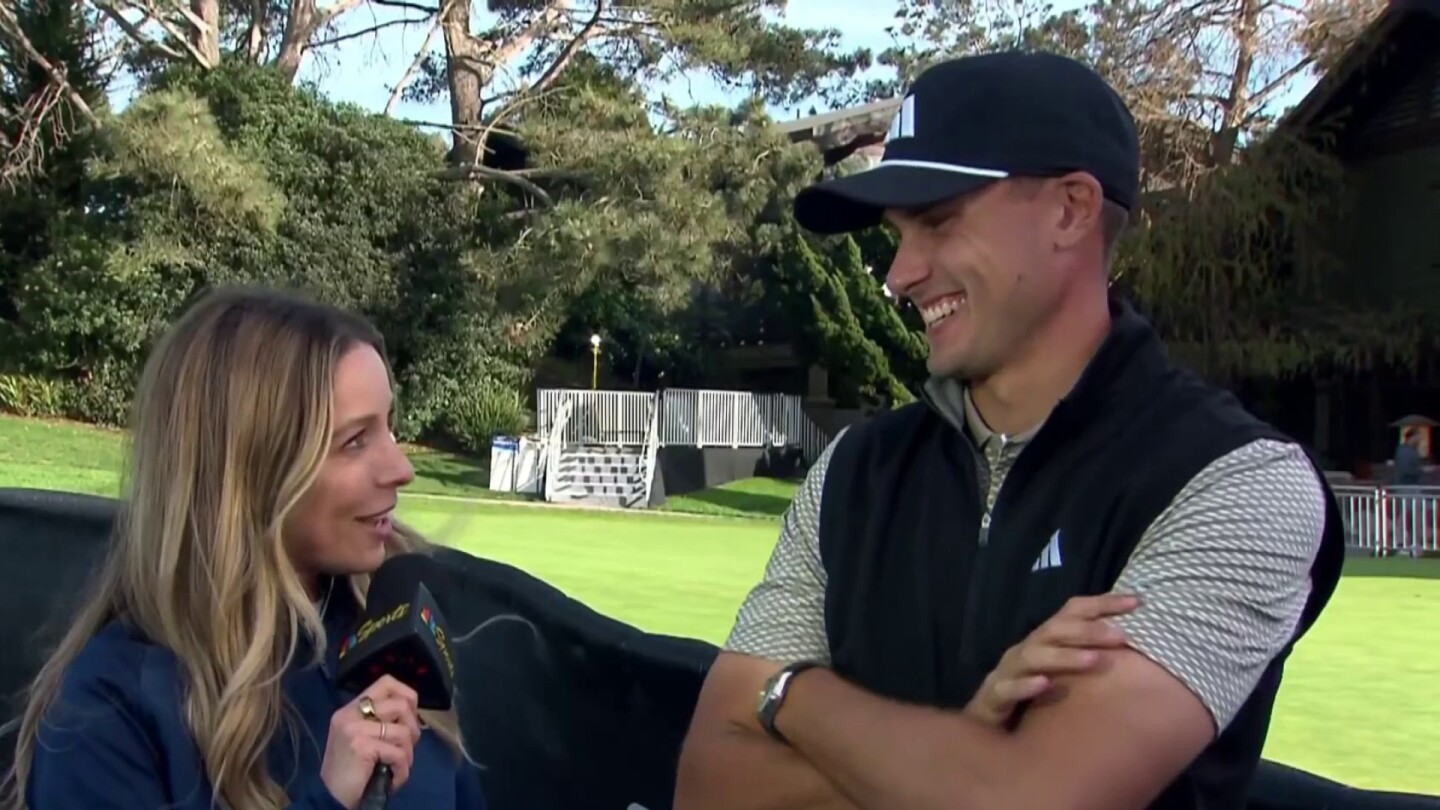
[1281,0,1440,139]
[776,97,901,164]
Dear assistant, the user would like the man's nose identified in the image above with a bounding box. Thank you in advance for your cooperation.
[884,235,929,298]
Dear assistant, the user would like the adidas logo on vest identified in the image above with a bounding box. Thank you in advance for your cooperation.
[1031,530,1064,572]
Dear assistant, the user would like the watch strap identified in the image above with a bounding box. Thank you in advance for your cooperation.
[757,661,820,745]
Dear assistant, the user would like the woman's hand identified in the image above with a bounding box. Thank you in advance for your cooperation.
[319,675,424,809]
[965,593,1140,727]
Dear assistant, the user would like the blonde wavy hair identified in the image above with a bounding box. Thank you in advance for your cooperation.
[4,286,467,809]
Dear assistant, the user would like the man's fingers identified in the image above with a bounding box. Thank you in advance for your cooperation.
[1036,616,1129,648]
[990,675,1050,706]
[1058,592,1140,620]
[1017,644,1105,675]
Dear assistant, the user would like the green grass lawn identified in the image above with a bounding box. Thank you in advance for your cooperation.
[2,414,1438,794]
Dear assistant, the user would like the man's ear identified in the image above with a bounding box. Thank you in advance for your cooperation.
[1050,172,1105,253]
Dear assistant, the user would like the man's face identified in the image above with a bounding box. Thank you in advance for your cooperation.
[882,179,1066,380]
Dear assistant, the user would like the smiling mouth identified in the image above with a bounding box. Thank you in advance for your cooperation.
[919,292,967,330]
[357,508,394,529]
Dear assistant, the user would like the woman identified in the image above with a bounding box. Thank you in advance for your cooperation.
[3,287,487,809]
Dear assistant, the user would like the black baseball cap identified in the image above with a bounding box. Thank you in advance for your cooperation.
[793,51,1140,235]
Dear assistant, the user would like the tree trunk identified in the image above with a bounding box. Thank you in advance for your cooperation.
[1211,0,1260,167]
[442,0,486,168]
[275,0,325,81]
[274,0,366,82]
[191,0,222,68]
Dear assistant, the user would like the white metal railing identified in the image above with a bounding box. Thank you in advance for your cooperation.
[641,398,661,507]
[1334,485,1439,555]
[541,397,573,503]
[535,387,829,462]
[658,389,827,461]
[538,389,654,447]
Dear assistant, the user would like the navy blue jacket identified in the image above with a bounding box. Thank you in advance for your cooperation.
[26,583,487,810]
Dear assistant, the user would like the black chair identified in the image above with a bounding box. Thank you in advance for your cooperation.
[0,488,1435,810]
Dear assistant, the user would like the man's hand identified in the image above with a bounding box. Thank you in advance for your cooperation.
[964,593,1138,727]
[674,652,859,810]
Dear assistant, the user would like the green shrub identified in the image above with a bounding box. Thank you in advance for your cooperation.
[0,374,68,418]
[441,381,531,456]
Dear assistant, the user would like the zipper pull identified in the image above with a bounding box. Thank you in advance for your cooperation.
[979,511,991,546]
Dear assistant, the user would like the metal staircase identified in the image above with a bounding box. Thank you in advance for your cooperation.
[549,449,649,508]
[539,395,659,509]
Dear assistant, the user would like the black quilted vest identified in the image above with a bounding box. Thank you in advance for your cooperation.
[818,297,1345,810]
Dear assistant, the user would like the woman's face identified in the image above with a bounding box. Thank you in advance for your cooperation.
[285,344,414,588]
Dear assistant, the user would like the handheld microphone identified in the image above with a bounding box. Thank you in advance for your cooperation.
[336,554,458,809]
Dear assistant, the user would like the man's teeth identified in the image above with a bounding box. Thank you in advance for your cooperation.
[921,295,964,327]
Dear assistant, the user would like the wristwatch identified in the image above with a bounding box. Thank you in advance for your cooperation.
[756,661,821,744]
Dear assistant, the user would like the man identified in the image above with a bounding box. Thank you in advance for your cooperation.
[1395,428,1424,487]
[673,51,1345,810]
[1392,428,1425,556]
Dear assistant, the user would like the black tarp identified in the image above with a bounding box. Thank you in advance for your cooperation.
[0,488,1435,810]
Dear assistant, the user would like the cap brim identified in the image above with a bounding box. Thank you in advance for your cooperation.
[793,164,1000,235]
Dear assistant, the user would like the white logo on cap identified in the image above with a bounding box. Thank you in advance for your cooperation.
[886,95,916,142]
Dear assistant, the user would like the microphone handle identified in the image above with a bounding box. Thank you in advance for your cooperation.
[358,763,393,810]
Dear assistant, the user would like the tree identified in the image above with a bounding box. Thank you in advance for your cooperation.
[0,0,104,188]
[0,0,109,376]
[763,227,914,408]
[402,0,873,168]
[77,0,410,82]
[870,0,1408,381]
[822,232,926,391]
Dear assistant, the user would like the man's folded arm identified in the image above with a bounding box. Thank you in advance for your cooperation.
[765,439,1328,810]
[674,434,857,810]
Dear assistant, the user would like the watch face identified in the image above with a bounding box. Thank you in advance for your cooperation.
[757,670,783,715]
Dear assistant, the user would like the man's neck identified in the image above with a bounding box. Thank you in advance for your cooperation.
[968,290,1112,436]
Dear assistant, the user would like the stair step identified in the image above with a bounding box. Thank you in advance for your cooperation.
[559,459,643,470]
[557,482,644,497]
[560,493,645,509]
[563,457,644,468]
[562,473,646,486]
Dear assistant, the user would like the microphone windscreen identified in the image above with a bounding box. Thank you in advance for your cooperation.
[363,553,449,616]
[337,553,458,709]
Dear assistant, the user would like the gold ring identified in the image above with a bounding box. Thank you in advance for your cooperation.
[358,695,378,721]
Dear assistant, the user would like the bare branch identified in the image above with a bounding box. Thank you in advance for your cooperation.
[0,83,67,189]
[1248,54,1315,107]
[0,3,103,188]
[88,0,218,67]
[86,0,186,61]
[0,2,100,126]
[370,0,439,12]
[386,5,447,115]
[526,0,606,97]
[434,163,555,205]
[311,16,430,47]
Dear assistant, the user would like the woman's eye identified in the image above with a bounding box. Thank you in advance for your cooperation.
[344,431,367,450]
